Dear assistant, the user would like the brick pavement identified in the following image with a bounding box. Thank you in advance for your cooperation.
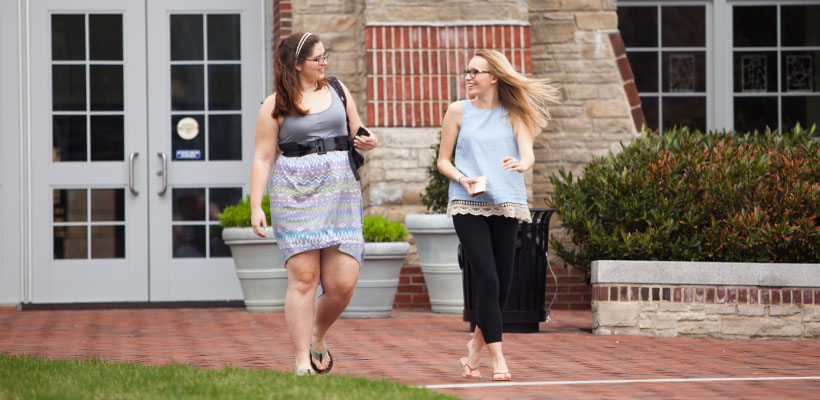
[1,307,819,399]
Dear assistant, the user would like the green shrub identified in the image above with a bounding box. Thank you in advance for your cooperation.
[363,215,408,242]
[548,124,820,274]
[420,132,450,213]
[218,195,271,228]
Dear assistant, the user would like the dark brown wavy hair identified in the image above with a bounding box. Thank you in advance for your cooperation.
[272,32,328,118]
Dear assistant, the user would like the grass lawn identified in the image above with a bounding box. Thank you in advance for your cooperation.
[0,354,456,399]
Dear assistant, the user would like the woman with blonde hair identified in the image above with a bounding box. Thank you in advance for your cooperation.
[437,49,558,381]
[249,32,377,375]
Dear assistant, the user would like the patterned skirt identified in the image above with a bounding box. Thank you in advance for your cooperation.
[269,150,364,267]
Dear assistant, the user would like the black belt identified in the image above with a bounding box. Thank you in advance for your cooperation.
[280,136,351,157]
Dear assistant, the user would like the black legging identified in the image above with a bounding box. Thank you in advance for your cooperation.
[453,213,518,344]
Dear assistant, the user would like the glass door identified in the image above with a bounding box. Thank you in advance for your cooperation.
[146,0,261,301]
[30,0,149,302]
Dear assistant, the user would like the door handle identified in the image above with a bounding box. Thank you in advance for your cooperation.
[156,152,168,195]
[129,152,139,195]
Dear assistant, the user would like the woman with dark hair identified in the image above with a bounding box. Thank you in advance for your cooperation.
[249,32,377,375]
[437,49,558,381]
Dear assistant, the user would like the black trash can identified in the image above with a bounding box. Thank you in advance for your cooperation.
[460,208,555,333]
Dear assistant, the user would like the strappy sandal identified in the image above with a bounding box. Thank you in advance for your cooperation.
[309,343,333,374]
[295,368,316,376]
[491,371,512,381]
[459,357,481,379]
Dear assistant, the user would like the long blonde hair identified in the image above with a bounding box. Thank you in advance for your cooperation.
[474,49,559,137]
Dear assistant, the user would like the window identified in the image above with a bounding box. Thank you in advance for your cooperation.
[618,3,709,132]
[732,4,820,133]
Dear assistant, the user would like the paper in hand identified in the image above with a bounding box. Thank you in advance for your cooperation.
[469,175,487,198]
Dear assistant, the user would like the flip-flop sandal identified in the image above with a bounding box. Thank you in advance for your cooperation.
[491,371,512,381]
[459,357,481,379]
[295,368,316,376]
[309,344,333,374]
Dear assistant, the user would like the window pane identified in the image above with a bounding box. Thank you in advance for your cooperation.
[782,52,819,93]
[733,6,776,47]
[173,225,206,258]
[782,96,820,133]
[52,65,86,111]
[663,97,706,132]
[617,7,657,48]
[172,115,205,161]
[209,115,241,160]
[173,188,205,221]
[734,97,777,133]
[641,96,658,132]
[208,14,240,60]
[91,189,125,222]
[89,14,122,60]
[90,115,124,161]
[208,65,241,110]
[209,225,232,257]
[170,15,203,61]
[662,6,705,47]
[53,189,87,222]
[91,225,125,258]
[171,65,204,111]
[90,65,124,111]
[54,226,88,259]
[53,115,87,162]
[662,51,705,93]
[733,52,777,93]
[51,14,85,60]
[627,52,658,93]
[209,188,243,219]
[781,5,820,47]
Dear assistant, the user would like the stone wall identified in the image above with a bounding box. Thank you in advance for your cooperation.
[592,261,820,339]
[593,284,820,339]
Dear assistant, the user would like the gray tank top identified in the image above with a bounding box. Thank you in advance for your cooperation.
[278,86,347,145]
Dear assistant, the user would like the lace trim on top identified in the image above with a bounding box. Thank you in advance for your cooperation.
[447,200,531,222]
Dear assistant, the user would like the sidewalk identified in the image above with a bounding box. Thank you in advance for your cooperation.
[2,307,819,399]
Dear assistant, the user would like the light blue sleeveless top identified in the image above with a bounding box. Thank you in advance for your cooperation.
[448,100,527,205]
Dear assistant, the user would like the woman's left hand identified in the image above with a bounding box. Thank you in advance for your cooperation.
[501,156,526,172]
[354,130,378,151]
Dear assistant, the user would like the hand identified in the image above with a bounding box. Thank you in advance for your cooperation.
[353,129,378,151]
[501,157,526,172]
[458,176,478,192]
[250,207,267,238]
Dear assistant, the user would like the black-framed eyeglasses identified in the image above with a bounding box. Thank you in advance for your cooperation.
[463,69,491,78]
[307,52,329,63]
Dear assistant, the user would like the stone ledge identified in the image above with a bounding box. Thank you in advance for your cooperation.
[592,260,820,287]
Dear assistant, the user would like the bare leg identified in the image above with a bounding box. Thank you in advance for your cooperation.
[310,246,360,370]
[486,341,510,378]
[284,250,321,371]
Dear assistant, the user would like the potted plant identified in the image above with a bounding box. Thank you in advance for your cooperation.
[219,195,287,313]
[404,134,463,314]
[341,215,411,318]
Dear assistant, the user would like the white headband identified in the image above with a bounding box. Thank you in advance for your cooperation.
[295,32,312,59]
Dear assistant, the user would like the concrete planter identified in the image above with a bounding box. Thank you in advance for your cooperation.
[404,213,463,314]
[591,260,820,340]
[342,241,411,318]
[222,227,287,313]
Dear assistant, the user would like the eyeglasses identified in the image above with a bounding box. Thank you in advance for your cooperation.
[463,69,491,78]
[307,52,329,63]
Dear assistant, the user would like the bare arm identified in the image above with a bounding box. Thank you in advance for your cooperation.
[338,80,378,151]
[501,122,535,172]
[437,101,475,191]
[249,94,280,237]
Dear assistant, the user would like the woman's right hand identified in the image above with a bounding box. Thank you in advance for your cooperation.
[251,207,267,238]
[458,176,478,193]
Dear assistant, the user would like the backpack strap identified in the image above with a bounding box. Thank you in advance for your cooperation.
[327,76,361,181]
